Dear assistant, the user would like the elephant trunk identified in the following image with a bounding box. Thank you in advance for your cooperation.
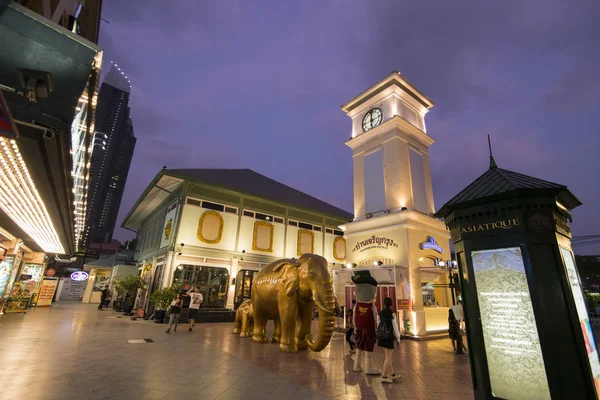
[306,288,336,352]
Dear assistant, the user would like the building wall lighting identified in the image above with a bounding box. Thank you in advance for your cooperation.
[0,137,65,253]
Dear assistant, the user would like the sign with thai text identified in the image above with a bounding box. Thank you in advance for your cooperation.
[352,235,399,253]
[37,278,58,306]
[420,236,443,253]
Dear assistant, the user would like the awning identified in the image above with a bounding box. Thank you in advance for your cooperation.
[0,1,102,255]
[122,174,185,230]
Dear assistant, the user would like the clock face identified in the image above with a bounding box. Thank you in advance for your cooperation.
[362,108,383,132]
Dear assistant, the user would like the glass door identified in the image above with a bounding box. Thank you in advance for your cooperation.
[234,269,257,309]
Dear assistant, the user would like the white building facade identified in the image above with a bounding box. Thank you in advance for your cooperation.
[122,169,352,312]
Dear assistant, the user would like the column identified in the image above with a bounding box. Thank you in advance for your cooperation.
[226,258,239,310]
[409,265,427,335]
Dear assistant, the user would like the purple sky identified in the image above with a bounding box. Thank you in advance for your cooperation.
[99,1,600,255]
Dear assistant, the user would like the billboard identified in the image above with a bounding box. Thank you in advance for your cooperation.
[0,91,18,139]
[471,247,551,400]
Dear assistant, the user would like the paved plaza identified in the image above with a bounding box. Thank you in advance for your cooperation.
[0,304,473,400]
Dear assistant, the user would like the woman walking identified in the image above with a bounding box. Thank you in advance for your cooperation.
[377,297,401,383]
[449,308,466,354]
[165,293,183,334]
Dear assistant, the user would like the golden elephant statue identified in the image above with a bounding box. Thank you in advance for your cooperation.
[232,300,254,337]
[251,253,339,353]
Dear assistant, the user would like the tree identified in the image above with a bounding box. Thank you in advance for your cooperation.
[150,286,180,310]
[114,275,145,297]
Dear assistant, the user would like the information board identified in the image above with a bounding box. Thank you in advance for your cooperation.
[37,278,58,306]
[59,278,86,300]
[472,247,551,400]
[560,247,600,395]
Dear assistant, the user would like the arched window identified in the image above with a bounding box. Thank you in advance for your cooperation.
[333,237,346,261]
[298,230,314,256]
[197,211,224,244]
[252,221,274,252]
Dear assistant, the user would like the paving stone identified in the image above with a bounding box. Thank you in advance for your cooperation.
[0,303,473,399]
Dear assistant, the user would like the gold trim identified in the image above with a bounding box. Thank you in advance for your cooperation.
[333,237,346,261]
[197,211,224,244]
[297,229,314,256]
[164,219,172,240]
[142,263,152,275]
[252,221,274,252]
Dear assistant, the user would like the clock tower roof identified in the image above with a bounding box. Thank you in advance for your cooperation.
[341,71,434,114]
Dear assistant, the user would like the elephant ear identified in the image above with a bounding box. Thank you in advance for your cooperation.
[284,276,299,297]
[272,259,301,272]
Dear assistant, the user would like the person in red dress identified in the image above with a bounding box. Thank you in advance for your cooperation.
[352,270,380,375]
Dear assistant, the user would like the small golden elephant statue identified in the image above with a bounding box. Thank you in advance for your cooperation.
[232,300,254,337]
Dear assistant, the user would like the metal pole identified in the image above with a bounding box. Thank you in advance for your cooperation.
[449,270,456,305]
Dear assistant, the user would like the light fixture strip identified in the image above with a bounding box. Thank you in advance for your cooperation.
[0,138,65,253]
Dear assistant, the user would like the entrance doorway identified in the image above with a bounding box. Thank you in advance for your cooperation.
[234,269,258,309]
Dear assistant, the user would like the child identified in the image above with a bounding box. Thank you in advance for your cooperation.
[346,308,356,353]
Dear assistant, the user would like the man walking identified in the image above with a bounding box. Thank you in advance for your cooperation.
[98,287,109,311]
[186,285,203,332]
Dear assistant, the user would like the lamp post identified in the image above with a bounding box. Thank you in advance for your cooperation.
[435,259,458,305]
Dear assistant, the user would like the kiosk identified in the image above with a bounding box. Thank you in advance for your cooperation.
[436,154,599,399]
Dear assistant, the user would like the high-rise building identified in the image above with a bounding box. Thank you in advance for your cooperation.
[83,63,136,246]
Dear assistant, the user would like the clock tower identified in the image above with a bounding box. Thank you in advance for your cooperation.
[337,71,452,337]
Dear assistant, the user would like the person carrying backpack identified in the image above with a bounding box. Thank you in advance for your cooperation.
[377,297,401,383]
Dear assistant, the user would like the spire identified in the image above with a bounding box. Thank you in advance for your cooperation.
[488,134,498,169]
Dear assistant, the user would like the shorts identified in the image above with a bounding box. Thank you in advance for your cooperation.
[188,308,199,320]
[355,328,376,352]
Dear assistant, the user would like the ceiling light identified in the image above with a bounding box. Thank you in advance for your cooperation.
[0,138,64,253]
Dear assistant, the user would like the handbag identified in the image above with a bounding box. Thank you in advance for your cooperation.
[377,318,391,340]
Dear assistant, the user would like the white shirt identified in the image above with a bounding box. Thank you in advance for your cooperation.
[188,292,203,309]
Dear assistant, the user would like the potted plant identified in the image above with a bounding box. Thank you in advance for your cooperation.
[114,275,145,315]
[151,286,179,323]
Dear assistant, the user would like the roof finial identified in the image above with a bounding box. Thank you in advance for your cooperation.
[488,134,498,169]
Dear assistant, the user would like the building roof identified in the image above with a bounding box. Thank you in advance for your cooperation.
[84,250,135,268]
[104,62,131,93]
[341,71,435,113]
[435,165,582,218]
[166,168,353,220]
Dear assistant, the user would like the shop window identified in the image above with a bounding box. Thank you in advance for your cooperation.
[422,282,436,306]
[234,269,258,309]
[253,221,274,252]
[197,211,224,244]
[333,237,346,261]
[172,265,229,308]
[298,230,314,256]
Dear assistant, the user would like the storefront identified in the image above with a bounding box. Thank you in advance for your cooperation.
[172,264,230,308]
[121,169,352,315]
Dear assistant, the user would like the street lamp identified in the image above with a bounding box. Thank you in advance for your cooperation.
[436,258,459,305]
